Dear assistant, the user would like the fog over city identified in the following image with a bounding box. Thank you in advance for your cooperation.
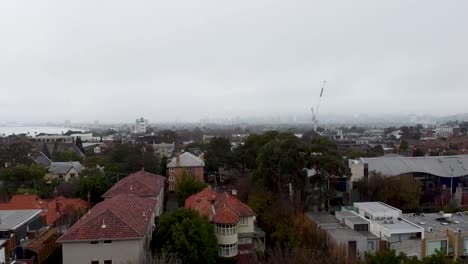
[1,0,467,123]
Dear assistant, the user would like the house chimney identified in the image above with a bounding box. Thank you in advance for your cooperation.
[364,163,369,180]
[176,154,181,167]
[56,200,61,215]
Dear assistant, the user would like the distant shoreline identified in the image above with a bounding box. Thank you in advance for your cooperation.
[0,126,84,137]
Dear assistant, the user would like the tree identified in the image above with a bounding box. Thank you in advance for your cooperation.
[52,151,83,162]
[151,208,218,264]
[366,249,462,264]
[0,164,47,196]
[175,172,207,206]
[356,173,422,210]
[399,140,409,153]
[204,137,233,172]
[160,156,168,176]
[76,170,111,205]
[75,136,84,153]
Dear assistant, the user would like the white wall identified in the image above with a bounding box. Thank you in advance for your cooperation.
[238,216,254,234]
[62,239,145,264]
[0,247,5,264]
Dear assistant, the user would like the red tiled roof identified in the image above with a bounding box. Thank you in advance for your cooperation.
[0,195,88,225]
[213,205,240,224]
[58,194,156,242]
[185,187,255,224]
[102,170,165,198]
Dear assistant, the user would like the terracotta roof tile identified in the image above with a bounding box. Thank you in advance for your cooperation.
[58,194,156,242]
[185,187,255,224]
[102,170,165,198]
[0,195,88,225]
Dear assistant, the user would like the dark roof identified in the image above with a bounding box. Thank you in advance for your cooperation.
[32,152,52,167]
[35,142,85,159]
[58,194,156,242]
[48,162,82,175]
[102,170,165,198]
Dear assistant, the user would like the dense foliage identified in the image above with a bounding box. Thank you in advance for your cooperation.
[175,172,207,206]
[151,208,218,264]
[75,169,112,205]
[356,172,422,210]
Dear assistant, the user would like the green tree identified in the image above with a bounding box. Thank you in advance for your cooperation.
[204,137,232,172]
[151,208,218,264]
[399,139,409,153]
[356,172,422,210]
[52,151,83,162]
[0,164,47,195]
[76,170,111,205]
[160,156,168,176]
[175,172,207,206]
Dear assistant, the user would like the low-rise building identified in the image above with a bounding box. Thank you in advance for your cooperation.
[347,202,424,259]
[46,162,82,182]
[307,211,379,260]
[58,194,157,264]
[0,195,88,228]
[403,211,468,260]
[102,170,165,216]
[185,188,265,259]
[0,209,44,260]
[31,135,73,143]
[167,152,204,191]
[153,142,175,158]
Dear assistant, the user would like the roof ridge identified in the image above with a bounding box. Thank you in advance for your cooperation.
[107,207,142,236]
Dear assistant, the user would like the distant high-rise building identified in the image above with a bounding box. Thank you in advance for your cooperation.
[64,120,71,127]
[135,117,148,134]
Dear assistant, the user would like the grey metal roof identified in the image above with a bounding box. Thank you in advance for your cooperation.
[167,152,205,168]
[48,162,82,174]
[403,212,468,233]
[360,155,468,178]
[0,210,42,230]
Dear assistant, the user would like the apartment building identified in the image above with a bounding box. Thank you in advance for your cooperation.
[167,152,204,191]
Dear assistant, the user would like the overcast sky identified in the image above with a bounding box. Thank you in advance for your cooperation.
[1,0,467,123]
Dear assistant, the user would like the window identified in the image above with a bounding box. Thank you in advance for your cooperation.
[90,241,99,244]
[103,240,112,244]
[168,168,174,172]
[104,261,112,264]
[216,224,238,236]
[427,240,447,256]
[70,173,76,178]
[367,241,374,250]
[91,261,99,264]
[218,243,238,257]
[169,176,175,181]
[240,217,248,226]
[186,167,192,171]
[58,174,64,179]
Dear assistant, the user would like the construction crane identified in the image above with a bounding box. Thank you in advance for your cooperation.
[311,80,326,132]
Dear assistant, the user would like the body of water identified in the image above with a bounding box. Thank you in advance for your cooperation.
[0,126,83,137]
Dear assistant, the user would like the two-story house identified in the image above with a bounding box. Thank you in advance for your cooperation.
[185,187,265,259]
[167,152,204,191]
[101,170,165,216]
[58,194,157,264]
[46,162,82,182]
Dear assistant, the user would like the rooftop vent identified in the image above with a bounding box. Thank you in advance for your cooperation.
[428,227,433,233]
[457,212,463,216]
[454,220,461,224]
[419,222,426,225]
[439,211,444,216]
[420,213,425,217]
[457,228,462,233]
[412,213,416,217]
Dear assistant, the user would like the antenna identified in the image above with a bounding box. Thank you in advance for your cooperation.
[311,80,326,132]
